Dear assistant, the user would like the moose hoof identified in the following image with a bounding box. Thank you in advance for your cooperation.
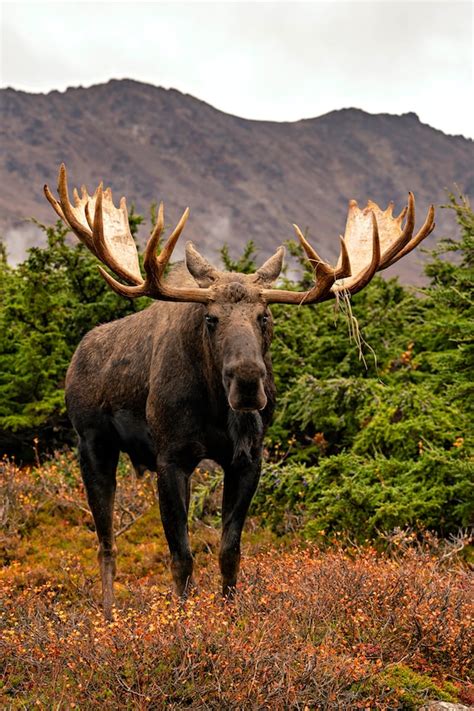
[222,581,237,600]
[103,603,115,622]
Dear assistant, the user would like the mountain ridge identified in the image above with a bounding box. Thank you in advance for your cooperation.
[4,78,472,141]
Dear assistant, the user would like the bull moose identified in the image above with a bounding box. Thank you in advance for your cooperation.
[44,164,435,619]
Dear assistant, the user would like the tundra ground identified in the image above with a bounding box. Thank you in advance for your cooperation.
[1,453,472,710]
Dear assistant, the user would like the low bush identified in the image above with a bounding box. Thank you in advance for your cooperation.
[254,449,472,539]
[2,443,472,709]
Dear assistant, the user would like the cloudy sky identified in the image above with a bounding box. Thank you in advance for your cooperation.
[1,1,473,137]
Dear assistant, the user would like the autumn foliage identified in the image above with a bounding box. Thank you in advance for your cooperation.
[1,456,472,709]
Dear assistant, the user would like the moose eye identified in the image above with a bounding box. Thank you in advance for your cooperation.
[205,314,218,328]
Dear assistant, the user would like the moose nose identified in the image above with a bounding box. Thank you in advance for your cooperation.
[223,361,267,412]
[223,361,266,383]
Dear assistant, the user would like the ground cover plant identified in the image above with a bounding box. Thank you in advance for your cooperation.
[1,455,472,709]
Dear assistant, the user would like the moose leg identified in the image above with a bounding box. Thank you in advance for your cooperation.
[156,461,194,597]
[79,433,119,621]
[220,460,261,597]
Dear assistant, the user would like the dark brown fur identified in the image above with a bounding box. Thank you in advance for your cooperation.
[67,262,279,619]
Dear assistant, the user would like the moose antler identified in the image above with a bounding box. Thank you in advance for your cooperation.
[44,165,435,307]
[261,193,435,304]
[44,164,213,303]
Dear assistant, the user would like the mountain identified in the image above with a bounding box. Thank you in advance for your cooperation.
[1,79,473,281]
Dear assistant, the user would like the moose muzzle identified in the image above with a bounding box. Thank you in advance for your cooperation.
[223,361,267,412]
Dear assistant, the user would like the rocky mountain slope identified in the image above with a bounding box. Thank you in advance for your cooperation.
[1,79,472,281]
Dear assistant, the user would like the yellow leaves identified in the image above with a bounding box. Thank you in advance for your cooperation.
[401,341,415,365]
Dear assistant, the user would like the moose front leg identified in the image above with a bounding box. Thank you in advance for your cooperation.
[220,459,261,597]
[156,460,194,597]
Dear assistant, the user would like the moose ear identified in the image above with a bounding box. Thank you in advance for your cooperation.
[253,246,285,285]
[185,241,219,287]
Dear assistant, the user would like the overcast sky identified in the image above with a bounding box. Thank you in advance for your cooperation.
[1,1,473,138]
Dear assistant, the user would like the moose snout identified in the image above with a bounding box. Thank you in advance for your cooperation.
[223,361,267,412]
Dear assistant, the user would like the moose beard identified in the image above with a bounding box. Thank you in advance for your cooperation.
[227,410,264,467]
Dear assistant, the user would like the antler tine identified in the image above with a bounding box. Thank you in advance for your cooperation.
[378,192,415,269]
[97,265,147,298]
[157,207,190,268]
[45,166,98,255]
[43,183,66,223]
[331,211,380,298]
[397,206,408,222]
[142,203,190,286]
[294,225,335,278]
[384,203,435,269]
[84,201,95,234]
[141,201,165,284]
[335,236,351,279]
[261,226,341,305]
[57,163,97,251]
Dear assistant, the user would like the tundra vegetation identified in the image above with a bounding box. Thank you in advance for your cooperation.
[0,193,473,708]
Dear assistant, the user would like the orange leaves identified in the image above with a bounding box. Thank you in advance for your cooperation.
[401,341,415,365]
[2,543,470,707]
[1,453,470,707]
[312,431,328,453]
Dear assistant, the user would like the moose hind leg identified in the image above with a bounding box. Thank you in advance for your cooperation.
[79,432,119,620]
